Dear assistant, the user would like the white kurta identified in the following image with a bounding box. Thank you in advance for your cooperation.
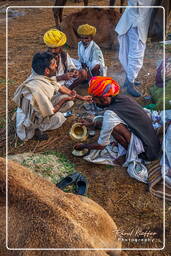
[77,40,107,76]
[115,0,156,43]
[56,53,76,87]
[115,0,155,83]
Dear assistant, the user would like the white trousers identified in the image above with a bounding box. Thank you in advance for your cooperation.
[16,94,74,141]
[118,27,146,83]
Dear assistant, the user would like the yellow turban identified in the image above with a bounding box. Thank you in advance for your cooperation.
[43,29,67,48]
[77,24,96,36]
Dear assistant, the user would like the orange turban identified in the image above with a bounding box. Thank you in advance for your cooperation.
[88,76,120,97]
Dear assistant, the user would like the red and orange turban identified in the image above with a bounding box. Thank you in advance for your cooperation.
[88,76,120,97]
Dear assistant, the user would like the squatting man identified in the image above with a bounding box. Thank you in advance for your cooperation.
[13,52,92,141]
[74,76,161,182]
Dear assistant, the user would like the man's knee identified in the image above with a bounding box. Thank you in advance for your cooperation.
[67,100,74,109]
[61,100,74,112]
[91,64,100,76]
[79,69,88,80]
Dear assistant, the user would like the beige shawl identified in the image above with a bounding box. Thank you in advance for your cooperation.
[13,71,60,118]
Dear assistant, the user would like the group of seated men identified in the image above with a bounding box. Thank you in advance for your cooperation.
[13,24,161,172]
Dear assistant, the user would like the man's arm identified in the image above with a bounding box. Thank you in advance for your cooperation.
[56,72,74,82]
[74,142,105,151]
[53,96,75,113]
[59,85,73,95]
[59,86,92,102]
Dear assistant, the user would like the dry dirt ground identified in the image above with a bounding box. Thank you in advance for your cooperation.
[0,0,171,255]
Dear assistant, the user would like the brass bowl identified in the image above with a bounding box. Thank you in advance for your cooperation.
[69,123,88,142]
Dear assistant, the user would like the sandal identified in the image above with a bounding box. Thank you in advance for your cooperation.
[56,172,81,190]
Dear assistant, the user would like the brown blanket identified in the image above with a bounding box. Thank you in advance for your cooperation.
[107,95,161,161]
[148,161,171,203]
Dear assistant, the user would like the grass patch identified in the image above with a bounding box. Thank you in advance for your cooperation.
[9,151,81,194]
[0,77,16,87]
[20,151,76,185]
[0,118,6,128]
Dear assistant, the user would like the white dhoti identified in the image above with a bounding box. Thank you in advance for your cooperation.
[84,110,148,183]
[118,27,146,83]
[16,94,74,141]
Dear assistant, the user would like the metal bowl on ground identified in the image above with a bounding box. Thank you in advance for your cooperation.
[69,123,88,142]
[88,130,96,137]
[72,148,89,157]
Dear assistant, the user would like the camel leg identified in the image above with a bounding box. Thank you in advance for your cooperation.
[109,0,116,6]
[53,0,68,27]
[109,0,125,14]
[84,0,88,6]
[120,0,125,13]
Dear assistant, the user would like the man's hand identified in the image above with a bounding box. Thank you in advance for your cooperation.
[74,142,105,151]
[74,143,87,151]
[53,95,75,113]
[63,95,76,102]
[70,90,77,97]
[61,72,74,81]
[70,69,79,78]
[78,118,94,127]
[75,94,92,102]
[81,95,93,102]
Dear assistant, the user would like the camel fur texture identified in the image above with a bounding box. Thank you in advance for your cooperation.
[60,8,121,49]
[0,157,125,256]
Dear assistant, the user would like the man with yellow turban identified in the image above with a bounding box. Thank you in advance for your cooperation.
[43,28,87,89]
[74,76,161,183]
[74,24,107,88]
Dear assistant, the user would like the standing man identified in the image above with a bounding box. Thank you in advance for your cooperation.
[115,0,156,97]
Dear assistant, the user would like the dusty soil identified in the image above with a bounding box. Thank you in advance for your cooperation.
[0,0,171,255]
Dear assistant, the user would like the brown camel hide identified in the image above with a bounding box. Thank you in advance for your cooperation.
[0,157,124,256]
[53,1,125,27]
[60,8,121,49]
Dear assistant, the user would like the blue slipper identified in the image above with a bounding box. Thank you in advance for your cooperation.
[56,172,80,190]
[75,175,88,196]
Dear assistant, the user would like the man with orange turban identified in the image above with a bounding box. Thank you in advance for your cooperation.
[74,76,160,183]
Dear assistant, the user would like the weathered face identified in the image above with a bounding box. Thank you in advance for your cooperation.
[45,58,57,77]
[48,47,61,57]
[92,96,112,107]
[80,35,92,47]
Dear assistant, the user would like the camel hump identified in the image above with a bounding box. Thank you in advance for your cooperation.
[60,8,121,49]
[0,157,122,253]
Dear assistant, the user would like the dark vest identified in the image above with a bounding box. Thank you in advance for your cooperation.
[107,95,161,161]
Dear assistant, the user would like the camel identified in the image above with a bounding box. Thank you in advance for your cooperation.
[53,0,125,27]
[59,8,121,49]
[0,157,126,256]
